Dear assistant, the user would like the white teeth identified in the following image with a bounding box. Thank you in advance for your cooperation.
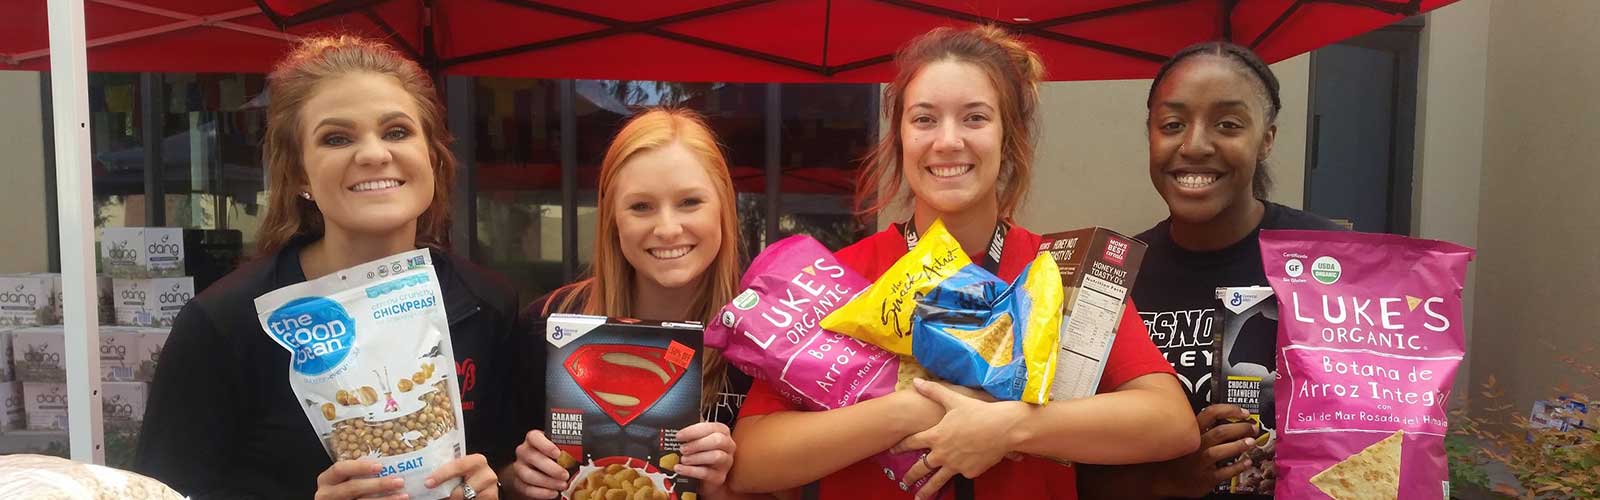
[1174,173,1219,189]
[351,179,403,192]
[649,246,692,260]
[928,165,973,178]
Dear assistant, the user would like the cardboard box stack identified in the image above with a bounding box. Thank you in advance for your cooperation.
[0,228,199,466]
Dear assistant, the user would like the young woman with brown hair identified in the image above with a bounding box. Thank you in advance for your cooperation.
[727,25,1197,500]
[136,35,519,500]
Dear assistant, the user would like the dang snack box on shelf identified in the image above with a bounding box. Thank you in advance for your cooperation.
[1036,227,1146,400]
[0,274,53,327]
[545,314,702,500]
[100,227,186,279]
[12,327,65,383]
[30,273,116,325]
[22,382,68,431]
[1261,230,1473,500]
[1,381,22,432]
[1211,286,1280,494]
[113,277,193,328]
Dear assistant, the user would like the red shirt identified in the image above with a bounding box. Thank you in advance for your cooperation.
[738,224,1175,499]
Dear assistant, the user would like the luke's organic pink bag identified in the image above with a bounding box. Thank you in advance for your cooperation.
[1260,230,1473,500]
[705,235,940,496]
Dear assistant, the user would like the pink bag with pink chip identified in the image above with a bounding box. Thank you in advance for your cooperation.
[1261,230,1473,500]
[706,235,941,496]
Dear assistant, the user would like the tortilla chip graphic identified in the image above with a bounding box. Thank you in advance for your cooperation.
[1310,430,1403,500]
[942,312,1015,366]
[1406,295,1423,312]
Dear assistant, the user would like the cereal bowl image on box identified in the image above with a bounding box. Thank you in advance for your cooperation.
[254,249,466,500]
[563,456,678,500]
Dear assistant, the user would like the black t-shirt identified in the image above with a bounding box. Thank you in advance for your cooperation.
[522,289,754,428]
[1132,201,1343,499]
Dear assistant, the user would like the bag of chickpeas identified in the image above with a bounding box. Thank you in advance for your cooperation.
[255,249,467,500]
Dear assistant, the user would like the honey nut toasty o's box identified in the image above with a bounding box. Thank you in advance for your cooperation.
[1035,227,1146,402]
[545,314,703,500]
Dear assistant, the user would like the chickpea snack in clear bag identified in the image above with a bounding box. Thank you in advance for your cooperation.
[255,249,466,500]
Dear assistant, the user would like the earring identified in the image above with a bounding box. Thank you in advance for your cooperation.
[300,192,313,201]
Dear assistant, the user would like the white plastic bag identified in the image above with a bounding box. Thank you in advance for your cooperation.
[255,249,465,499]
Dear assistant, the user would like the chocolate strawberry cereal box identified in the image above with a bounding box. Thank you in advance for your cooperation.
[546,315,703,500]
[1260,230,1473,500]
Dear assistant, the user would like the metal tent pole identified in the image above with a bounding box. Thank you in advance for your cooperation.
[47,0,106,464]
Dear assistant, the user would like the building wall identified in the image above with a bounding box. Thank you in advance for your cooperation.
[1415,0,1492,406]
[0,71,50,273]
[1467,0,1600,413]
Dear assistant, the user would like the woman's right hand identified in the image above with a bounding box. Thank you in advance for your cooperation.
[503,430,572,500]
[314,460,407,500]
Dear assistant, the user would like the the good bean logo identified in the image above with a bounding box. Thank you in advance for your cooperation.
[158,282,192,305]
[267,297,356,375]
[0,284,36,307]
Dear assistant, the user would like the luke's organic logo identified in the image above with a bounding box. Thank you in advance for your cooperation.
[0,284,36,307]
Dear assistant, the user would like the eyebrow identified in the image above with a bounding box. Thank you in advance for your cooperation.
[1156,100,1252,111]
[907,101,996,111]
[313,111,415,132]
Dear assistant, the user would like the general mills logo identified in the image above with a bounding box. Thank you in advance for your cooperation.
[158,283,192,304]
[0,284,36,307]
[1230,291,1244,307]
[551,326,565,341]
[147,234,181,257]
[107,241,138,261]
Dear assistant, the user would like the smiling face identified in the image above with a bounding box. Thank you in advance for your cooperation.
[1147,55,1276,225]
[297,72,436,241]
[899,59,1005,217]
[610,141,724,292]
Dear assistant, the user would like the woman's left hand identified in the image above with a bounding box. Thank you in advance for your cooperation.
[892,379,1028,500]
[674,422,738,495]
[425,453,501,500]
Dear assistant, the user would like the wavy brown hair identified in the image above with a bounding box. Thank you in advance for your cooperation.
[854,25,1046,222]
[255,35,456,254]
[551,108,741,411]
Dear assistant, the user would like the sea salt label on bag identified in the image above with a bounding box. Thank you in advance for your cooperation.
[255,249,466,499]
[1261,230,1473,500]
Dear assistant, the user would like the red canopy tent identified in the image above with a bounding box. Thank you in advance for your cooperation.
[5,0,1458,82]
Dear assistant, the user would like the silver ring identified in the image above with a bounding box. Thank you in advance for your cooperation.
[461,482,478,500]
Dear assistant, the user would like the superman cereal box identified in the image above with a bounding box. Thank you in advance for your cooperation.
[546,314,703,500]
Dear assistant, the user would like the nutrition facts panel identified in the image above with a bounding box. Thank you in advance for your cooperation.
[1051,273,1127,400]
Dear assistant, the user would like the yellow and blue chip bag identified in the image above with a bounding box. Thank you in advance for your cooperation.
[822,219,1062,404]
[820,219,971,356]
[911,253,1062,404]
